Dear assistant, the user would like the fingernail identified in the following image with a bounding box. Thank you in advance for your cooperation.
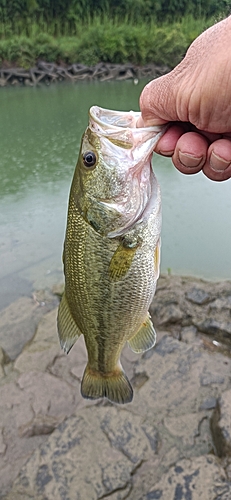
[159,150,174,157]
[179,151,204,168]
[210,152,231,172]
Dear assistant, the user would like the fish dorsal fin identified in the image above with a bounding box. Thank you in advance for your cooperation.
[128,314,156,353]
[57,292,82,354]
[81,364,133,404]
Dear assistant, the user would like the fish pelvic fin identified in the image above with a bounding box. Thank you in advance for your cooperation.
[81,364,133,404]
[57,291,82,354]
[128,313,156,353]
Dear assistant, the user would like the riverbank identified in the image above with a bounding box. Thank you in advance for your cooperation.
[0,15,215,79]
[1,274,231,498]
[0,61,170,87]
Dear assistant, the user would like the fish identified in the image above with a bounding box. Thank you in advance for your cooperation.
[57,105,165,404]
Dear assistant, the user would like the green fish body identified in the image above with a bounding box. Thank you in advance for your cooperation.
[58,106,165,404]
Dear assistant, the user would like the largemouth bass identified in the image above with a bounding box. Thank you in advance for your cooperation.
[58,105,165,404]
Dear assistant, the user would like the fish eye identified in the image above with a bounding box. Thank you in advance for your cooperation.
[82,151,97,168]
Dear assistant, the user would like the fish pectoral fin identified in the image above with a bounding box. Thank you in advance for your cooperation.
[81,364,133,404]
[57,291,82,354]
[109,243,138,281]
[128,314,156,353]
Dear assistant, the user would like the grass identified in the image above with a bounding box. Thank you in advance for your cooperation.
[0,15,216,69]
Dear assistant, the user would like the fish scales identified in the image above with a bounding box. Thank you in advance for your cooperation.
[58,106,165,404]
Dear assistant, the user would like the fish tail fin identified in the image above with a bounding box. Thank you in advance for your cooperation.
[81,364,133,404]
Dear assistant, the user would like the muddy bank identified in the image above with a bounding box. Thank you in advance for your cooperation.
[0,61,170,87]
[1,274,231,499]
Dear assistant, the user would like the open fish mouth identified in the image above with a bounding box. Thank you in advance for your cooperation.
[86,106,166,238]
[89,106,167,173]
[89,105,163,132]
[89,106,165,150]
[90,105,141,129]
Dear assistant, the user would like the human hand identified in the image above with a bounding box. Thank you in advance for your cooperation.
[138,16,231,181]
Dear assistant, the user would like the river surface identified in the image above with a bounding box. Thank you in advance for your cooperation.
[1,80,231,310]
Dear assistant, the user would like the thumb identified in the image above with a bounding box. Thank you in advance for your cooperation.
[137,71,181,127]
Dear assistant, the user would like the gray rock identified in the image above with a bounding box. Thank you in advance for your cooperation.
[6,335,231,500]
[151,276,231,346]
[14,308,60,373]
[200,372,225,386]
[0,304,133,496]
[211,389,231,457]
[186,287,210,304]
[100,408,154,464]
[5,408,154,500]
[199,397,217,410]
[164,413,203,447]
[0,428,6,456]
[144,455,230,500]
[0,347,6,379]
[196,319,231,343]
[16,371,76,435]
[150,288,184,326]
[0,295,58,360]
[51,283,64,297]
[157,304,184,325]
[153,335,180,357]
[0,369,76,496]
[209,296,231,311]
[4,276,231,499]
[180,325,198,344]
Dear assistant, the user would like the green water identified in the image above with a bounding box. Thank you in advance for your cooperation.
[1,81,231,310]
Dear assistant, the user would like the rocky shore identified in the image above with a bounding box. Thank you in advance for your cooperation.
[0,61,170,87]
[1,274,231,499]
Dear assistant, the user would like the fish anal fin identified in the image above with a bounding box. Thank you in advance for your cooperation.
[57,291,82,354]
[81,364,133,404]
[128,314,156,353]
[109,244,138,281]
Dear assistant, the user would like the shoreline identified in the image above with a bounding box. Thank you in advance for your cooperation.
[0,61,170,87]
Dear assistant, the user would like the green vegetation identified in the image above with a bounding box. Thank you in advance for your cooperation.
[0,0,229,68]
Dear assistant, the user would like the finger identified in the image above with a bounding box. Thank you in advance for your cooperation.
[136,115,167,128]
[203,138,231,181]
[155,125,185,156]
[171,132,208,174]
[139,73,179,126]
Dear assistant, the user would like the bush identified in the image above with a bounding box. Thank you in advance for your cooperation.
[33,33,62,62]
[145,27,188,67]
[0,15,216,68]
[0,37,34,67]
